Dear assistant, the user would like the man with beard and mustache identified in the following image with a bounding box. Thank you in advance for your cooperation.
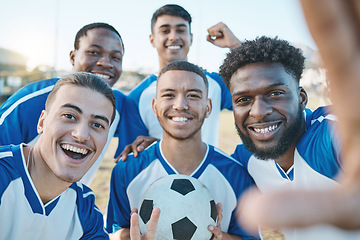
[236,0,360,236]
[219,36,360,239]
[0,22,148,185]
[106,61,258,240]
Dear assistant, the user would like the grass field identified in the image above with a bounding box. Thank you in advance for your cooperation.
[90,110,285,240]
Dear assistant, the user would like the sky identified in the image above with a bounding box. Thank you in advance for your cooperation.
[0,0,316,74]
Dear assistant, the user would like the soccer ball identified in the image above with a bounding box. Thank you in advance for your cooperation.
[138,174,217,240]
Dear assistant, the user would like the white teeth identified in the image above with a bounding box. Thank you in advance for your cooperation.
[167,45,181,50]
[254,124,278,133]
[61,144,88,155]
[172,117,188,122]
[94,73,110,80]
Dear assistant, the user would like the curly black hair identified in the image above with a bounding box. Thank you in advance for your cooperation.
[219,36,305,88]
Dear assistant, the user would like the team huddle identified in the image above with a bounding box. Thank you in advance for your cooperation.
[1,1,360,240]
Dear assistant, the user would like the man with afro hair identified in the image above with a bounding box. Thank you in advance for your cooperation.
[220,36,360,239]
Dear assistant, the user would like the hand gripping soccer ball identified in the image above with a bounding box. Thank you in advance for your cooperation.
[138,174,217,240]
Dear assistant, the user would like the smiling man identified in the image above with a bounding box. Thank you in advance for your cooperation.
[219,36,360,239]
[0,73,114,239]
[127,4,240,149]
[106,61,258,240]
[0,22,148,185]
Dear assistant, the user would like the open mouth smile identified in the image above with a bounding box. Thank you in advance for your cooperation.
[171,116,189,122]
[61,144,90,160]
[167,45,181,50]
[252,123,279,133]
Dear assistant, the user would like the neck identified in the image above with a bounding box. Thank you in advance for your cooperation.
[276,120,307,172]
[24,145,71,204]
[275,147,296,172]
[161,135,207,176]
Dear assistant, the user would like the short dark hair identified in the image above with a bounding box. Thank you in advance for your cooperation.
[219,36,305,88]
[46,72,116,124]
[158,61,208,95]
[74,22,124,53]
[151,4,192,33]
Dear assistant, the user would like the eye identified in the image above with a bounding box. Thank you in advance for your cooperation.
[112,56,122,62]
[92,122,105,129]
[63,113,76,120]
[269,90,284,97]
[86,50,99,56]
[188,93,201,99]
[161,92,175,98]
[162,29,170,34]
[235,97,251,105]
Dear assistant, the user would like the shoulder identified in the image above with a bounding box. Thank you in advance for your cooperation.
[70,182,96,205]
[305,106,336,126]
[113,143,159,180]
[14,78,58,97]
[205,71,221,81]
[302,106,336,143]
[208,145,254,191]
[231,144,253,168]
[1,78,58,109]
[112,88,127,99]
[210,145,251,177]
[69,183,108,239]
[0,145,22,197]
[128,74,157,99]
[69,182,102,220]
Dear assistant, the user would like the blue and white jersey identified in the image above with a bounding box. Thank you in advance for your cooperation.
[0,144,108,240]
[128,72,233,147]
[0,78,148,185]
[106,141,259,240]
[232,107,360,240]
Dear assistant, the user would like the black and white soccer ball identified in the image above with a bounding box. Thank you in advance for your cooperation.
[138,174,217,240]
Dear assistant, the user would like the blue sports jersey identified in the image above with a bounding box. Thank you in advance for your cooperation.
[106,141,259,240]
[0,144,108,240]
[232,107,360,240]
[128,72,233,147]
[0,78,148,184]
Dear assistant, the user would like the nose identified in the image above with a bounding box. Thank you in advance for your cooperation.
[97,54,114,68]
[173,95,189,110]
[71,122,91,143]
[249,97,272,119]
[168,30,179,42]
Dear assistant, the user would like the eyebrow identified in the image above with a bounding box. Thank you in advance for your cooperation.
[159,88,203,94]
[159,23,188,28]
[233,82,287,96]
[90,44,123,55]
[61,103,110,125]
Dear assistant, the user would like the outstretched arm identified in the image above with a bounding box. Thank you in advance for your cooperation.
[206,22,241,49]
[237,0,360,231]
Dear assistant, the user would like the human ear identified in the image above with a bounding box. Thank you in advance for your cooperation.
[149,34,156,48]
[152,97,159,118]
[37,110,47,134]
[69,50,76,66]
[299,87,308,110]
[205,98,212,118]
